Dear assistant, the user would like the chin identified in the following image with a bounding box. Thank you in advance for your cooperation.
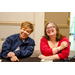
[22,37,27,39]
[48,33,54,35]
[20,36,26,39]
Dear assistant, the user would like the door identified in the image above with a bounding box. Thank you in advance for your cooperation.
[45,12,70,39]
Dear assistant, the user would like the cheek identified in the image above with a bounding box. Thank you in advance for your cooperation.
[53,30,57,35]
[46,30,48,34]
[54,29,57,33]
[27,33,29,36]
[20,29,23,33]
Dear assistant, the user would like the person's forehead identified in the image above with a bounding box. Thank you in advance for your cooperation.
[22,26,30,29]
[47,23,53,27]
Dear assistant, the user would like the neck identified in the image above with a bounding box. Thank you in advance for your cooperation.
[49,35,56,42]
[19,35,25,42]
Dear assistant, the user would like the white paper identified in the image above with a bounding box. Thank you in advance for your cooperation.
[0,59,2,62]
[41,59,53,62]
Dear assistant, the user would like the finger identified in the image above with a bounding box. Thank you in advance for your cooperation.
[6,56,8,58]
[6,55,9,58]
[38,55,41,58]
[16,58,19,62]
[38,56,42,59]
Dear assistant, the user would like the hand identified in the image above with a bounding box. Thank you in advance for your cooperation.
[6,52,15,58]
[10,56,19,62]
[60,41,68,50]
[38,55,46,59]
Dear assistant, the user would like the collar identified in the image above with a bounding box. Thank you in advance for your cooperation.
[23,37,30,44]
[18,34,30,45]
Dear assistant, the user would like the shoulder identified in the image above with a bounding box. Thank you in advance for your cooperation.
[6,33,19,41]
[40,37,47,42]
[27,37,35,43]
[8,33,19,38]
[27,37,34,41]
[62,37,69,41]
[60,37,69,42]
[58,37,70,46]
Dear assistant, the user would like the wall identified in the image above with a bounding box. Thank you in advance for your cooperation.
[34,12,44,50]
[0,12,34,21]
[0,12,70,51]
[45,12,70,39]
[0,12,45,50]
[0,12,35,40]
[45,12,69,24]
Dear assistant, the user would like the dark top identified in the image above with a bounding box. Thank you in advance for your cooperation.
[1,33,35,58]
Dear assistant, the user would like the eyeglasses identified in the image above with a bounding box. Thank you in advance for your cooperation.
[46,26,55,30]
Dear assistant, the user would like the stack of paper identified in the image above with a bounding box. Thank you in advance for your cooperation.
[0,59,2,62]
[41,59,53,62]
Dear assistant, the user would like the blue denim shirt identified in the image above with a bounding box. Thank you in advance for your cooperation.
[1,33,35,58]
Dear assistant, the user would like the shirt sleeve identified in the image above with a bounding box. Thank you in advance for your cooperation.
[13,49,21,57]
[1,37,12,58]
[58,37,70,59]
[40,38,53,56]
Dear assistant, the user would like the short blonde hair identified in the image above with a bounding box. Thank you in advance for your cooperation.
[21,21,34,33]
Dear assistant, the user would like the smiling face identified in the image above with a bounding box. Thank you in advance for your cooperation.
[43,22,61,41]
[19,27,31,41]
[46,23,56,37]
[19,21,34,41]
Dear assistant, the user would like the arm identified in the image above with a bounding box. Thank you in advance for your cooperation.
[38,54,60,60]
[46,54,60,59]
[39,42,68,60]
[57,37,70,59]
[58,46,70,59]
[51,37,70,59]
[1,37,12,58]
[13,49,21,57]
[39,42,69,60]
[40,37,68,54]
[40,38,53,56]
[39,37,70,60]
[52,41,68,54]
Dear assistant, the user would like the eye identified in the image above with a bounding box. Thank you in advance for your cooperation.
[27,31,30,33]
[53,26,55,28]
[22,28,25,31]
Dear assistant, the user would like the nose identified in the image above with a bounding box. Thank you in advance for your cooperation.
[48,28,52,31]
[24,30,27,33]
[48,28,51,30]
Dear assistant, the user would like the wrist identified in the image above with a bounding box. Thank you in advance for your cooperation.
[56,46,62,52]
[56,47,59,51]
[58,46,62,51]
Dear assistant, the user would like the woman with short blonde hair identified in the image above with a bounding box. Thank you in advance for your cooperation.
[1,21,35,62]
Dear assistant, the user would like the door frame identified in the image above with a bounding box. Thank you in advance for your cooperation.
[34,12,45,50]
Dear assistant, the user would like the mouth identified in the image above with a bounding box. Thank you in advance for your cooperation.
[22,33,27,37]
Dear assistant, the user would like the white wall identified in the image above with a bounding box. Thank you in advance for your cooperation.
[0,12,35,21]
[0,12,35,40]
[0,12,45,50]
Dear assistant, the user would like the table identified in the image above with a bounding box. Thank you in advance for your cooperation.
[0,56,75,62]
[0,56,41,62]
